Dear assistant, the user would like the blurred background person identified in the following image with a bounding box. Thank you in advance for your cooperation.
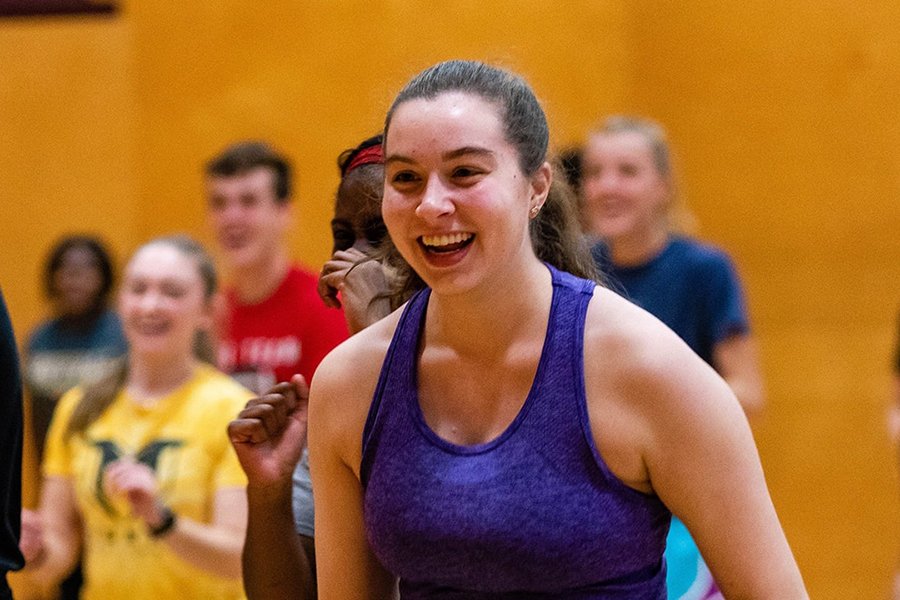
[22,235,127,600]
[205,141,349,595]
[887,310,900,599]
[318,134,410,334]
[1,290,25,600]
[581,115,765,600]
[17,236,250,599]
[24,235,127,462]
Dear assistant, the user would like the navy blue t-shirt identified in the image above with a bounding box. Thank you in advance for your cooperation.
[591,236,749,366]
[25,309,127,458]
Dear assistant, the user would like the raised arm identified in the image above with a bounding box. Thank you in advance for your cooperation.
[227,376,313,599]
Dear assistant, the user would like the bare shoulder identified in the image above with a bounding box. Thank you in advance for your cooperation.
[582,288,746,491]
[309,307,404,474]
[584,287,736,417]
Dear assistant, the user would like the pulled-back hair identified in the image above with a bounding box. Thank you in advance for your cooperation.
[383,60,598,293]
[64,235,218,438]
[205,141,292,202]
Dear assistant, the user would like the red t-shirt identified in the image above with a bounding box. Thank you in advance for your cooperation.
[218,265,349,393]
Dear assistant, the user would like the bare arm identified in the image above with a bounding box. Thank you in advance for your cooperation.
[103,460,247,579]
[309,331,398,599]
[243,480,310,598]
[646,371,805,598]
[153,488,246,578]
[18,476,81,590]
[587,291,806,599]
[888,375,900,444]
[713,332,765,419]
[227,377,312,599]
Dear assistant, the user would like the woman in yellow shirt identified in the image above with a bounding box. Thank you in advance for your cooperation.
[18,235,250,600]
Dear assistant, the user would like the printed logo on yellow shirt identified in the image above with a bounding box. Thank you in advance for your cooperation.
[89,438,184,516]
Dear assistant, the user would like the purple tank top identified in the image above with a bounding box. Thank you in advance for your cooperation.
[361,265,670,598]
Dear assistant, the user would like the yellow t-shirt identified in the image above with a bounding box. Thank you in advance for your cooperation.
[43,364,251,600]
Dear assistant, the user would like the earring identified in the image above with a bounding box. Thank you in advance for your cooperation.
[530,205,540,218]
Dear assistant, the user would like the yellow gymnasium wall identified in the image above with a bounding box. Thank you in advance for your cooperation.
[1,2,898,599]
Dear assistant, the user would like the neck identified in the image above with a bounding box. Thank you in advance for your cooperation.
[58,303,104,330]
[607,225,669,268]
[127,354,197,404]
[230,252,290,304]
[425,256,552,360]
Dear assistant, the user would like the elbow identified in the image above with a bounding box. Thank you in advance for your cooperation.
[739,387,765,420]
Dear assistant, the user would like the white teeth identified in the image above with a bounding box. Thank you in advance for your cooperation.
[421,232,473,247]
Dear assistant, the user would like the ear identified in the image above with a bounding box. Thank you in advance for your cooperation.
[197,292,221,335]
[528,161,552,217]
[276,200,295,230]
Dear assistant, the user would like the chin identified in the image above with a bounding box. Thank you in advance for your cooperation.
[595,219,637,241]
[224,247,262,271]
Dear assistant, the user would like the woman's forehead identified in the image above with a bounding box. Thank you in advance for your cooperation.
[126,244,196,277]
[388,92,505,148]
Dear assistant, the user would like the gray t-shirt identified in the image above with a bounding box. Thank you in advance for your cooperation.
[291,447,314,537]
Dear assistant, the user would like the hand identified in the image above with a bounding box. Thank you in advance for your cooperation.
[19,509,45,565]
[102,458,164,526]
[228,374,309,489]
[318,249,392,334]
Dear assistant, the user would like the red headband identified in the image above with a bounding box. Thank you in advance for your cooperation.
[345,144,384,175]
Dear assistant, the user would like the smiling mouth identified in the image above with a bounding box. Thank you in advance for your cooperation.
[419,232,475,253]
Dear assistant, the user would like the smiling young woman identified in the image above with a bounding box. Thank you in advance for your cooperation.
[18,236,252,600]
[230,60,807,599]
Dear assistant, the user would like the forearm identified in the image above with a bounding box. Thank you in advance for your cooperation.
[18,531,79,590]
[243,482,311,599]
[158,516,244,579]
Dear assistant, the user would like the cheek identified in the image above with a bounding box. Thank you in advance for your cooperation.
[380,194,407,239]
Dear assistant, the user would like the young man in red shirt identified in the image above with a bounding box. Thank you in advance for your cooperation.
[205,141,348,593]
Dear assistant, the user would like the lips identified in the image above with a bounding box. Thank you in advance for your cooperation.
[131,321,170,336]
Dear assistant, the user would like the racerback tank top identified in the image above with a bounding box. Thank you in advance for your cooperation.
[361,265,671,598]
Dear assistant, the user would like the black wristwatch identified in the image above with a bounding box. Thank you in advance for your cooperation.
[148,505,177,538]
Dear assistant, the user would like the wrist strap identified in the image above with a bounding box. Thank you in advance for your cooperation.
[148,505,177,538]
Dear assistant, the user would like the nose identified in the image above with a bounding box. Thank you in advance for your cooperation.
[415,175,455,222]
[136,289,164,313]
[213,199,244,223]
[594,169,622,195]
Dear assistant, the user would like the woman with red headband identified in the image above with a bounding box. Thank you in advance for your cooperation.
[318,134,407,334]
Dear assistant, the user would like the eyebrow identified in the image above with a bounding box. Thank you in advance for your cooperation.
[384,146,496,166]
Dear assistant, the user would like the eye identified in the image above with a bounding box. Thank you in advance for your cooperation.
[209,195,227,211]
[620,163,639,177]
[364,220,388,247]
[451,166,483,181]
[240,193,260,208]
[390,170,421,187]
[332,227,355,252]
[583,164,602,179]
[127,281,147,295]
[161,282,188,299]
